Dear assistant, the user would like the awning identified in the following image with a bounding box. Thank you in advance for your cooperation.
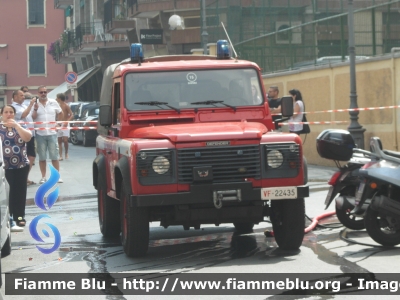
[48,66,100,99]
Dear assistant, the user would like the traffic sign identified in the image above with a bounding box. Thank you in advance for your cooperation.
[65,71,78,84]
[67,83,77,89]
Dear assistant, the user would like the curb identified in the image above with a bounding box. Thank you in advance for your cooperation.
[26,193,97,206]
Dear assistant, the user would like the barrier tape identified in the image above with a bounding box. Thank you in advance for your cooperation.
[26,127,97,131]
[272,104,400,116]
[278,121,349,126]
[20,120,98,125]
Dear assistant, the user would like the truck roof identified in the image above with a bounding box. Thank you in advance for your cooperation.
[114,55,261,76]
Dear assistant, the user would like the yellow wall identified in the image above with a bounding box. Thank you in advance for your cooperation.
[262,55,400,166]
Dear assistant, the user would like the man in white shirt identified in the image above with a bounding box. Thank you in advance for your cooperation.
[11,90,36,185]
[32,86,64,184]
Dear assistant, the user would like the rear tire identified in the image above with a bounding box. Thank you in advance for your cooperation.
[1,232,11,257]
[120,179,149,257]
[336,204,365,230]
[365,205,400,246]
[233,222,254,232]
[270,198,305,250]
[97,175,120,237]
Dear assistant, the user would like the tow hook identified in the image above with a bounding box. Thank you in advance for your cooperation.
[213,189,242,209]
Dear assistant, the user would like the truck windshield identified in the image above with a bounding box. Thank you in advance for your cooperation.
[124,68,263,111]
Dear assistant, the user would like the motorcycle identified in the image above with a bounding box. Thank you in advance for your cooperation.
[353,137,400,246]
[316,129,372,230]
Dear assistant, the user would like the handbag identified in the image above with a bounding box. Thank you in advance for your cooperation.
[299,101,310,134]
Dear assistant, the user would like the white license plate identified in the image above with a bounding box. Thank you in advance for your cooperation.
[261,187,297,200]
[324,186,334,205]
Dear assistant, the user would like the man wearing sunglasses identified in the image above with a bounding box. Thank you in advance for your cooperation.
[32,86,64,184]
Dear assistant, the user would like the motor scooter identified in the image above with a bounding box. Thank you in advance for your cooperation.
[353,137,400,246]
[316,130,372,230]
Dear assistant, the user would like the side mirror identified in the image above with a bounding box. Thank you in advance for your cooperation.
[280,96,293,117]
[99,105,112,127]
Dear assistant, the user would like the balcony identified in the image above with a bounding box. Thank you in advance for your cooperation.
[170,28,201,44]
[104,0,135,34]
[54,0,73,9]
[105,19,136,34]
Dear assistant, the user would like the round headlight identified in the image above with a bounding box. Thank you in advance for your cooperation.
[152,156,170,174]
[267,150,284,168]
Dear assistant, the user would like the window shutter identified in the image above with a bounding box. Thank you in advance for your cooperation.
[28,0,44,25]
[29,46,45,74]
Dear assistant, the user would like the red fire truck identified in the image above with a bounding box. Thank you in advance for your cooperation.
[93,41,309,257]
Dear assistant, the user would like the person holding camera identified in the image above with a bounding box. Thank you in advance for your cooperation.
[31,86,63,184]
[11,90,37,185]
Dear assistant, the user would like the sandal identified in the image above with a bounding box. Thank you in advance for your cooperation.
[27,180,36,186]
[59,157,64,161]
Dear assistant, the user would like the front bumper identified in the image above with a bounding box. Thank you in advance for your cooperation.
[130,182,309,207]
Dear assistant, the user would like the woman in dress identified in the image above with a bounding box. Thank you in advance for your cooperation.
[0,105,32,228]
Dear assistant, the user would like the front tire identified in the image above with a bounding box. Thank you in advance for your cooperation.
[120,179,149,257]
[270,198,305,250]
[365,206,400,246]
[233,222,254,232]
[97,175,120,237]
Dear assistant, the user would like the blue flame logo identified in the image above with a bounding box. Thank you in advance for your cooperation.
[29,164,62,254]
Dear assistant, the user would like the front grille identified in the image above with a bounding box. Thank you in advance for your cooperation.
[177,145,261,183]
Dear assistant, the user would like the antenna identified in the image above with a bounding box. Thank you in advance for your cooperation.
[221,22,238,59]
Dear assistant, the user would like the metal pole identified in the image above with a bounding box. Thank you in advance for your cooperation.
[347,0,365,149]
[201,0,208,54]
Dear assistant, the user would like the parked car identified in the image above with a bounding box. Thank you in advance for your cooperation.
[70,103,99,147]
[68,101,89,117]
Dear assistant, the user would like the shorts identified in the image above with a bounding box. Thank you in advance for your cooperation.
[36,134,59,161]
[57,128,70,138]
[26,136,36,157]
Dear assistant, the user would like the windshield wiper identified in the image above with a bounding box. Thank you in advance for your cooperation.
[191,100,236,111]
[134,101,180,113]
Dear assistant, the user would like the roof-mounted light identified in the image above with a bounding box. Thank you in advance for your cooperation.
[216,40,230,59]
[130,43,143,63]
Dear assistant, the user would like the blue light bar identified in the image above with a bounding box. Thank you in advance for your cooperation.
[216,40,230,59]
[130,43,143,62]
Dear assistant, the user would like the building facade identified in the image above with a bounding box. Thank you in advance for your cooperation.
[0,0,66,105]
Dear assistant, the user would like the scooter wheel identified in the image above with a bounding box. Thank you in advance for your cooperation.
[336,205,365,230]
[365,206,400,246]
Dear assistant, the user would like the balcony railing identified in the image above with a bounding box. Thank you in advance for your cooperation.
[104,0,135,33]
[54,0,73,9]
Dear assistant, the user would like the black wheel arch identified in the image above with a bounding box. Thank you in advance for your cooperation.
[115,156,132,199]
[93,154,106,189]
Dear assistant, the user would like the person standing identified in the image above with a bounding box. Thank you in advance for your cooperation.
[0,105,32,230]
[267,86,282,129]
[11,90,37,185]
[56,93,73,160]
[32,86,63,184]
[288,89,305,134]
[20,86,29,93]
